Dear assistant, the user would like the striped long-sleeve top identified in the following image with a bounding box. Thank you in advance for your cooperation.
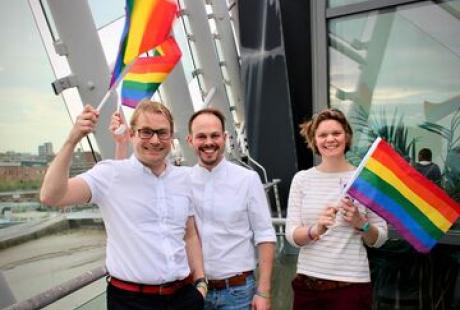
[285,167,388,283]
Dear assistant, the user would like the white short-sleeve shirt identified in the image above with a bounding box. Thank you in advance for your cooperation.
[79,155,193,284]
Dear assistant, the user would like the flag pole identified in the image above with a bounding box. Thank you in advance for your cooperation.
[341,137,382,195]
[96,61,134,112]
[96,62,135,135]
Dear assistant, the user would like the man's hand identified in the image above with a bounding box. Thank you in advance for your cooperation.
[252,293,271,310]
[67,104,99,145]
[109,111,130,144]
[196,285,207,299]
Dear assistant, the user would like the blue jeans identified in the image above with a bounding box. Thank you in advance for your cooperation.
[204,274,256,310]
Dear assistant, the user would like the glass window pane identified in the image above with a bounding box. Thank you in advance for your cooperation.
[328,0,368,8]
[0,1,111,307]
[87,0,124,29]
[0,2,72,156]
[329,1,460,204]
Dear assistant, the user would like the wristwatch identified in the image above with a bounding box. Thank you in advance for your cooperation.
[358,221,370,232]
[194,277,208,291]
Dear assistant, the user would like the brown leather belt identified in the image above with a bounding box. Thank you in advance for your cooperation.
[208,271,253,290]
[108,274,192,295]
[294,274,355,291]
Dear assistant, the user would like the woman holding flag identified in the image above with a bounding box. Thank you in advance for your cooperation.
[285,108,388,310]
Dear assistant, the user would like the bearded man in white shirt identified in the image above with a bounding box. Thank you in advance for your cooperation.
[187,108,276,310]
[41,100,206,310]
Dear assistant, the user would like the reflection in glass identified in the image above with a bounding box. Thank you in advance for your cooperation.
[328,0,368,8]
[328,2,460,308]
[329,1,460,203]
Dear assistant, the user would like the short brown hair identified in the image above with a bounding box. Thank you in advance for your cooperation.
[188,108,226,133]
[299,108,353,155]
[130,99,174,133]
[418,148,432,161]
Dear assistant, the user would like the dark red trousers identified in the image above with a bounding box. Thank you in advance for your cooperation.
[291,275,373,310]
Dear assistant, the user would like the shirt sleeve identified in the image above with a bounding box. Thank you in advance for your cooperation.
[78,160,116,206]
[366,207,388,248]
[247,172,276,245]
[285,172,303,248]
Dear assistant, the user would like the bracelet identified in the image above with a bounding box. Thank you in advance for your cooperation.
[255,290,271,299]
[307,225,318,241]
[357,221,370,232]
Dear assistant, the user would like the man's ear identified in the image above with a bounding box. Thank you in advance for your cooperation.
[187,134,193,146]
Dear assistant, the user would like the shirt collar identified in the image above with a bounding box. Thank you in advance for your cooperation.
[129,154,171,177]
[197,157,227,176]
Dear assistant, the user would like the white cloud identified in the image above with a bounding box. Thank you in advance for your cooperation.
[0,87,72,153]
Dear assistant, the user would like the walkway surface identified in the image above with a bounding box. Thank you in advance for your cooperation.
[0,228,107,309]
[0,215,69,249]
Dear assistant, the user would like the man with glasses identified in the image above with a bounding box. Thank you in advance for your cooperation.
[40,100,206,310]
[111,106,276,310]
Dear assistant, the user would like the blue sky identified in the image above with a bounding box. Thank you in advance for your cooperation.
[0,1,123,154]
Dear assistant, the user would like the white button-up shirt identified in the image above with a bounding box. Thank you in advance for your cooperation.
[190,159,276,280]
[79,155,193,284]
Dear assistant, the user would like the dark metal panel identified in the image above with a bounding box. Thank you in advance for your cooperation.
[279,0,314,171]
[239,0,298,209]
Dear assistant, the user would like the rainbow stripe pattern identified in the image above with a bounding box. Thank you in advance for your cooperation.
[121,37,181,108]
[110,0,177,87]
[344,137,460,253]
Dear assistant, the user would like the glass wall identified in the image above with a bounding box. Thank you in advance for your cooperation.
[0,1,123,308]
[328,0,368,8]
[328,1,460,308]
[329,0,460,203]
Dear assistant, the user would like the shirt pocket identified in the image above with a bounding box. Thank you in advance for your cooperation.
[168,193,190,229]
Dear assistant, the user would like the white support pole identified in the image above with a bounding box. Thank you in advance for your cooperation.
[181,0,241,160]
[208,0,245,126]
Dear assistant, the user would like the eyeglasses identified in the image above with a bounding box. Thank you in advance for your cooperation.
[137,128,171,140]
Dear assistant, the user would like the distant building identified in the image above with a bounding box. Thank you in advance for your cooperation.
[0,161,47,182]
[70,149,100,176]
[0,151,36,162]
[38,142,54,162]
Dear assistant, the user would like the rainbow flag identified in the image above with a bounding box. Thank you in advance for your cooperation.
[121,37,181,108]
[110,0,177,87]
[343,137,460,253]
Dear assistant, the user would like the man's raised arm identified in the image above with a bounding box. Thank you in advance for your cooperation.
[40,105,98,207]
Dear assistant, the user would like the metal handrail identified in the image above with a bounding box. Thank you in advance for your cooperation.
[3,218,287,310]
[4,266,107,310]
[7,220,458,310]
